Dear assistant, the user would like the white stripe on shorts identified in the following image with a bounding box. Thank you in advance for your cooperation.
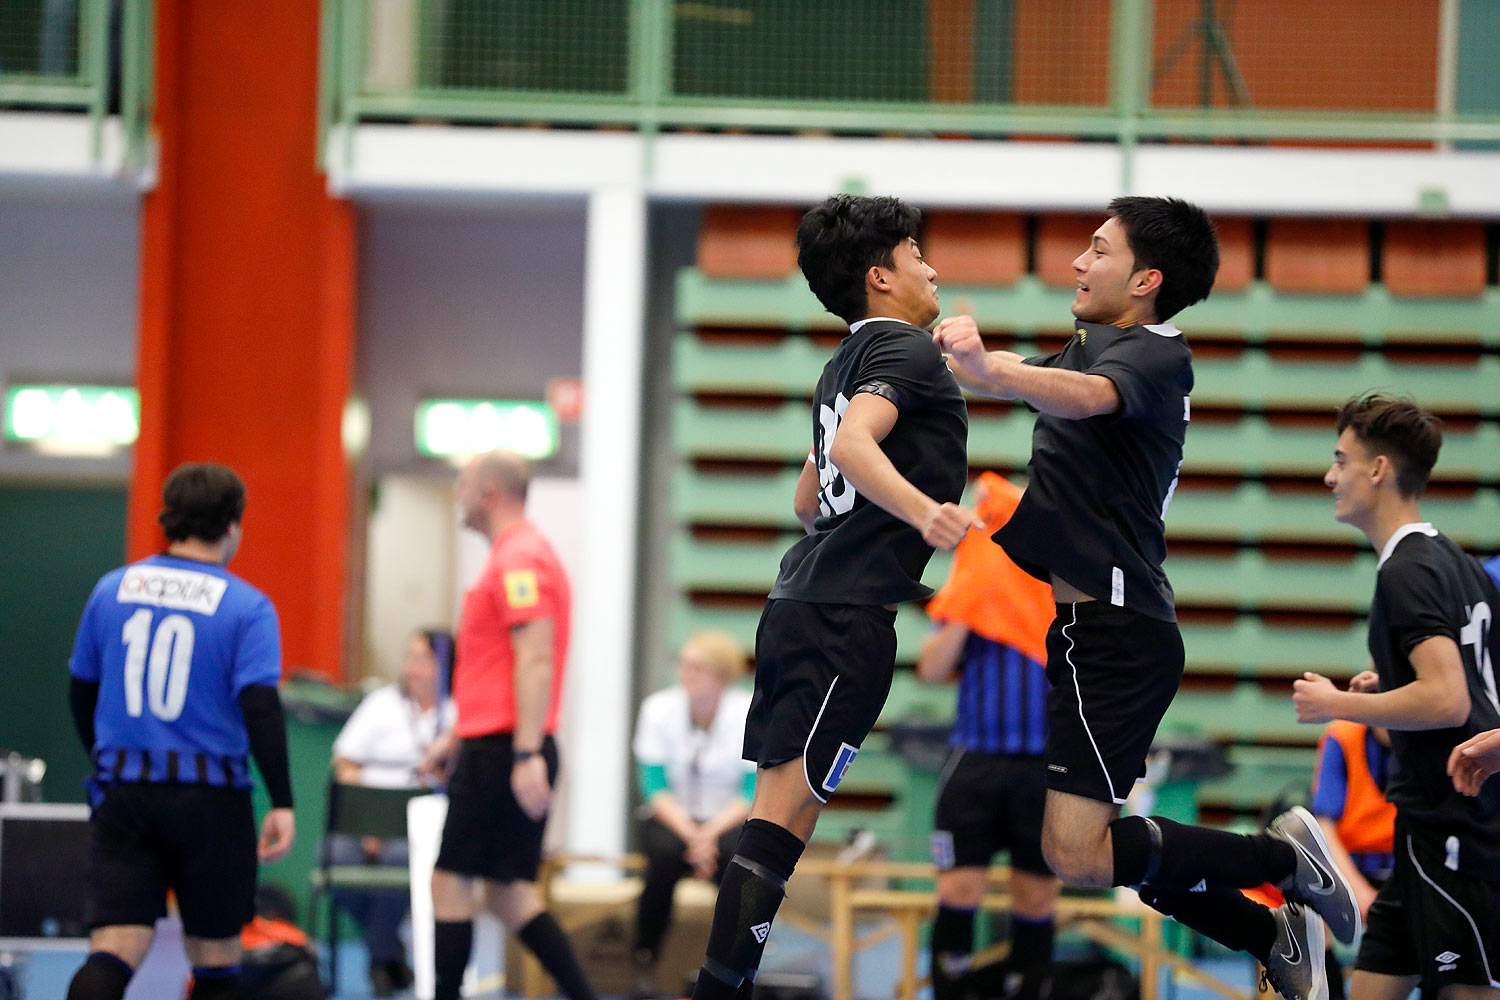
[801,677,839,804]
[1062,603,1126,805]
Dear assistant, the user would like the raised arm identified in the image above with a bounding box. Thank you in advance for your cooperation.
[933,315,1120,419]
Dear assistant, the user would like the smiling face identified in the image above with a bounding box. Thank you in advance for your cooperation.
[1325,427,1383,528]
[870,237,940,327]
[1071,216,1158,326]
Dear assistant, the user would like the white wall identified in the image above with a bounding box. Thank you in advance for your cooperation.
[0,191,139,482]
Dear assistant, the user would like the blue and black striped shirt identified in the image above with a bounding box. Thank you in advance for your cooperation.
[951,632,1049,756]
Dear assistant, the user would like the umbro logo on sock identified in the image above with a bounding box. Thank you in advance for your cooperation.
[751,922,771,943]
[1437,951,1460,972]
[1189,879,1207,892]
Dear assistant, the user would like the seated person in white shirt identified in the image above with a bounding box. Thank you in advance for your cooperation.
[631,631,755,999]
[328,628,456,997]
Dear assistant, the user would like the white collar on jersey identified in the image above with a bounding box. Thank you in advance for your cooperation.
[1144,322,1183,337]
[1377,521,1438,570]
[849,316,905,334]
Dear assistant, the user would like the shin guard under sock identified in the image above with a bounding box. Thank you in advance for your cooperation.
[66,952,134,1000]
[433,919,473,1000]
[1111,815,1295,890]
[691,819,805,1000]
[930,905,977,1000]
[518,911,598,1000]
[1138,885,1277,960]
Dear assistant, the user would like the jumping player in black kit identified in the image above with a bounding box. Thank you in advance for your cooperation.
[935,197,1360,1000]
[687,194,978,1000]
[1293,393,1500,1000]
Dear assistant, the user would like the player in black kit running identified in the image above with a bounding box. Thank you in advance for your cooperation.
[935,197,1358,1000]
[687,194,978,1000]
[1293,393,1500,1000]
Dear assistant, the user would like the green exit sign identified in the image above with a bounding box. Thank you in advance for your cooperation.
[415,399,559,460]
[4,384,140,454]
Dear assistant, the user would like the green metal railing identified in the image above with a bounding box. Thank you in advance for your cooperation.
[0,0,154,169]
[320,0,1500,158]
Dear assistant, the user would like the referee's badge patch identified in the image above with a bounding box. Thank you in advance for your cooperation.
[503,569,540,609]
[931,830,956,870]
[823,742,859,793]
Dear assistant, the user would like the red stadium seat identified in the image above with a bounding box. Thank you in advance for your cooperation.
[1035,214,1102,288]
[1383,221,1487,298]
[1213,216,1254,293]
[1265,219,1369,294]
[922,211,1026,286]
[697,205,801,279]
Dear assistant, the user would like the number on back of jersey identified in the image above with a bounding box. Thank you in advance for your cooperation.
[816,392,856,517]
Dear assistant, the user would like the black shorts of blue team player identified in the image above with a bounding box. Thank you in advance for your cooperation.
[743,599,898,803]
[1042,601,1184,806]
[932,750,1052,876]
[87,782,258,939]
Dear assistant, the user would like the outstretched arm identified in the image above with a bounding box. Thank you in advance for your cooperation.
[933,316,1119,419]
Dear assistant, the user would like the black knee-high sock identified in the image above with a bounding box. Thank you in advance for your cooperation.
[434,919,473,1000]
[930,905,977,1000]
[1010,914,1055,971]
[1111,815,1295,891]
[1137,885,1277,961]
[188,966,241,999]
[691,819,806,1000]
[518,911,598,1000]
[66,952,133,1000]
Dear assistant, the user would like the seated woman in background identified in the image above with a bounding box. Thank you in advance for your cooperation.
[328,628,456,997]
[631,630,755,1000]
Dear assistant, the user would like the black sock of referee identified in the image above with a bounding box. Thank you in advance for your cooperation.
[691,818,806,1000]
[1137,885,1277,961]
[188,965,241,999]
[433,919,473,1000]
[1110,815,1295,891]
[929,904,976,1000]
[518,911,598,1000]
[66,951,133,1000]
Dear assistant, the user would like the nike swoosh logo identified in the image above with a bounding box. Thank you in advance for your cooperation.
[1290,839,1336,896]
[1276,912,1303,965]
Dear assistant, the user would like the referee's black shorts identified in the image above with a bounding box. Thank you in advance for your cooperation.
[436,733,559,883]
[743,598,897,803]
[87,782,258,939]
[1042,601,1183,806]
[932,749,1052,876]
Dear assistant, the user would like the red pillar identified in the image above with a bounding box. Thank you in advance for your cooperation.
[129,1,355,681]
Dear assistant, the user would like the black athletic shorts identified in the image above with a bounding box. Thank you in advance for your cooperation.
[87,782,257,939]
[1042,602,1183,806]
[436,733,559,883]
[743,599,898,803]
[1355,820,1500,991]
[931,749,1052,876]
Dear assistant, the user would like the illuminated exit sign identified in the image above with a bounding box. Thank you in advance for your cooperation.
[415,399,559,460]
[4,384,139,454]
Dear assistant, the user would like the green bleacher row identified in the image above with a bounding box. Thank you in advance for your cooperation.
[672,599,1371,681]
[676,336,1500,415]
[672,467,1500,548]
[675,271,1500,347]
[674,400,1500,482]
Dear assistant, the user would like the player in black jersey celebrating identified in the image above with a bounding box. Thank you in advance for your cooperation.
[936,197,1358,1000]
[1293,393,1500,1000]
[687,194,977,1000]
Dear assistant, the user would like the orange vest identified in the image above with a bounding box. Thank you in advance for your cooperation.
[925,473,1053,664]
[1317,720,1395,856]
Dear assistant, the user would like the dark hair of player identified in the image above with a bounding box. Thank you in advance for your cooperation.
[158,463,247,543]
[796,194,923,325]
[1106,196,1220,322]
[1335,392,1444,499]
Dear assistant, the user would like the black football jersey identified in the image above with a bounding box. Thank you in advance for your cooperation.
[1368,524,1500,876]
[994,321,1192,622]
[769,320,968,605]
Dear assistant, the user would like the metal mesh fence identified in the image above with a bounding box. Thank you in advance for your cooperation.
[1149,0,1441,113]
[670,0,1113,107]
[0,0,81,78]
[363,0,630,96]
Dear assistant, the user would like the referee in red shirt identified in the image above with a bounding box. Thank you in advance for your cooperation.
[419,450,596,1000]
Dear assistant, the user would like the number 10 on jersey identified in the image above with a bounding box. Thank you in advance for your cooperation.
[121,609,196,721]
